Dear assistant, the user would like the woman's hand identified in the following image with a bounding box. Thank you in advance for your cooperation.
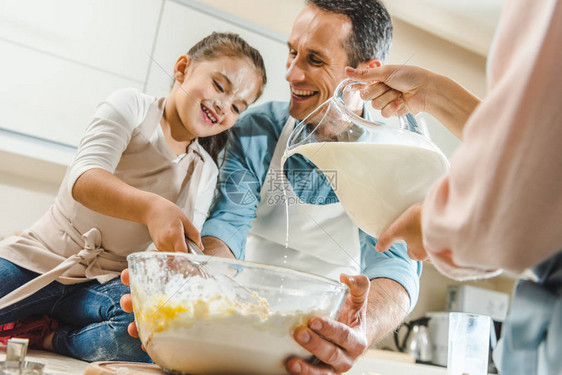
[375,202,428,261]
[346,65,478,139]
[346,65,432,118]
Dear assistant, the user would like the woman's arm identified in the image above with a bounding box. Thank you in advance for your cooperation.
[346,65,480,140]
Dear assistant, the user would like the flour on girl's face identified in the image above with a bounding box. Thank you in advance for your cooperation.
[219,63,260,105]
[171,56,262,140]
[204,63,260,122]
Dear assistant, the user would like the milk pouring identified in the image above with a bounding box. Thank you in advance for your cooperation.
[283,79,449,238]
[283,142,448,237]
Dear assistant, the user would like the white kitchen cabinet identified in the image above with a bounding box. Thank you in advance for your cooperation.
[0,0,289,168]
[145,0,289,105]
[0,40,142,146]
[0,0,162,81]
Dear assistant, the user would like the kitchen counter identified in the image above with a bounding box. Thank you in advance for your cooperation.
[347,349,497,375]
[345,350,448,375]
[347,357,447,375]
[0,347,89,375]
[1,347,473,375]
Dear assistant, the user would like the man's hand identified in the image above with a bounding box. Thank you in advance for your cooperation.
[375,202,428,261]
[119,269,140,340]
[285,274,370,375]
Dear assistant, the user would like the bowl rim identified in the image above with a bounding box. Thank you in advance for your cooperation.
[127,251,349,293]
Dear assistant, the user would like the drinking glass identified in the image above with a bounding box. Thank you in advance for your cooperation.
[0,361,45,375]
[447,312,491,375]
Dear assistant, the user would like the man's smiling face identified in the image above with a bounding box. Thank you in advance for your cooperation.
[285,5,352,120]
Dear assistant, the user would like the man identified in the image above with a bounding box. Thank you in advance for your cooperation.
[200,1,420,374]
[123,1,421,374]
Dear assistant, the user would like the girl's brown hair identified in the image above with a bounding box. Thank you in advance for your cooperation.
[187,32,267,165]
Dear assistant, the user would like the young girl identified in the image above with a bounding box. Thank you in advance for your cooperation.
[0,32,266,362]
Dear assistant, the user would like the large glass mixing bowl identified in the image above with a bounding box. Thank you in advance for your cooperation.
[127,252,349,375]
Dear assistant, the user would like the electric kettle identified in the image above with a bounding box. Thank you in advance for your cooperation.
[394,317,433,364]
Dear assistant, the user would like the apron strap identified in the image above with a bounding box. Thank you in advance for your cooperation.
[246,114,361,278]
[0,228,104,310]
[138,97,166,140]
[178,141,205,220]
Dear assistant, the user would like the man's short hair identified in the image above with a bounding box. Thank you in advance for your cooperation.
[306,0,393,66]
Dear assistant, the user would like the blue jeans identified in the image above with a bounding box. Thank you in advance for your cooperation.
[0,258,150,363]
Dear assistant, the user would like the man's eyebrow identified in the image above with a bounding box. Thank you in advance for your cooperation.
[286,42,327,60]
[308,48,327,60]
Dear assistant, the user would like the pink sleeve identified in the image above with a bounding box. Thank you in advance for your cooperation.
[421,0,562,280]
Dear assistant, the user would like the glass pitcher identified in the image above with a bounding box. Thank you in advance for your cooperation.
[284,79,450,238]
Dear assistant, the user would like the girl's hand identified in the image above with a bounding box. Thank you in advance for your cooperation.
[345,65,432,118]
[143,196,203,252]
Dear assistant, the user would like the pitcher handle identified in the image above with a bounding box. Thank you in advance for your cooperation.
[334,78,425,137]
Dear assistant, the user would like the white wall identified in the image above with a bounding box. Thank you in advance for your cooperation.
[389,18,488,158]
[0,0,159,146]
[0,169,61,240]
[144,0,289,104]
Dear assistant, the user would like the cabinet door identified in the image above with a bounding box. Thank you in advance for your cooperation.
[0,0,162,81]
[0,40,142,146]
[145,0,289,105]
[0,0,162,147]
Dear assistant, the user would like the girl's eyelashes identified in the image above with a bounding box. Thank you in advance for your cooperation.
[213,79,224,93]
[212,77,242,115]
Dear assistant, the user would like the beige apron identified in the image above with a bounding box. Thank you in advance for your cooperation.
[245,117,361,280]
[0,97,204,309]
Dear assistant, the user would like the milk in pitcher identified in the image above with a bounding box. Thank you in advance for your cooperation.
[283,142,449,238]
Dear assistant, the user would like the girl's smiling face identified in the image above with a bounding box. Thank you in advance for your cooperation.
[168,55,262,141]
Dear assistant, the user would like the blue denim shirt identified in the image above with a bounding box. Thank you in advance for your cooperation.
[202,101,422,311]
